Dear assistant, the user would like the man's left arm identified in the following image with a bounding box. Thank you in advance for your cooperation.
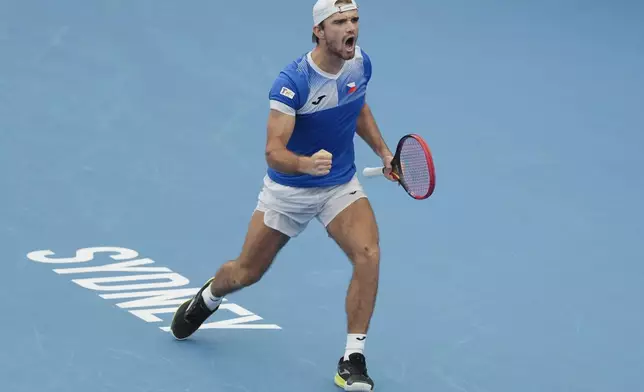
[356,102,397,181]
[356,103,391,157]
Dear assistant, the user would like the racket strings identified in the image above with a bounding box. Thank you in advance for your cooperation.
[399,138,431,197]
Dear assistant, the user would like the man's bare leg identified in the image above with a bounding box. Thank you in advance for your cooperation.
[209,210,290,297]
[327,198,380,335]
[170,209,289,339]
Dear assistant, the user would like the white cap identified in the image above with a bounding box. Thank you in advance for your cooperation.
[313,0,358,26]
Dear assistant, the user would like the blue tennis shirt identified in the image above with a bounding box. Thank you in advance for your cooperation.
[267,46,372,188]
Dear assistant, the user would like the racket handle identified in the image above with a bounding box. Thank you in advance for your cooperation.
[362,166,384,177]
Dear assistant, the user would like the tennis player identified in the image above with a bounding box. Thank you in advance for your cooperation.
[171,0,395,390]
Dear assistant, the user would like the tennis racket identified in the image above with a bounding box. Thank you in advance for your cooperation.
[362,133,436,200]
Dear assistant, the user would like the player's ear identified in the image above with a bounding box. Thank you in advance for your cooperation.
[313,22,325,41]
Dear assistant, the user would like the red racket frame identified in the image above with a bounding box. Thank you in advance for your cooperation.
[391,133,436,200]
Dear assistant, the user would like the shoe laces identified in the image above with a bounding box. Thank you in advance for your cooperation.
[348,353,368,374]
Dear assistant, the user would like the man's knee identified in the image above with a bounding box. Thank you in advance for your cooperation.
[352,244,380,268]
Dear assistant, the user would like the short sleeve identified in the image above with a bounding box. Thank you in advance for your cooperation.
[269,72,301,116]
[361,49,372,83]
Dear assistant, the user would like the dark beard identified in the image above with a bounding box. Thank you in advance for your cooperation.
[325,39,355,60]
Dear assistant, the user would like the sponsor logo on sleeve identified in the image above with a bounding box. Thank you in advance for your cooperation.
[280,87,295,99]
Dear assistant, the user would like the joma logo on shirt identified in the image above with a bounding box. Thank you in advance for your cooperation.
[312,95,326,105]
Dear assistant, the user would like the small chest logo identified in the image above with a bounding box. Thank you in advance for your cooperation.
[312,95,326,105]
[347,82,357,94]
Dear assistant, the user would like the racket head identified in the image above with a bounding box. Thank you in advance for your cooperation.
[390,133,436,200]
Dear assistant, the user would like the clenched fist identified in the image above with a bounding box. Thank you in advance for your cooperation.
[300,149,333,176]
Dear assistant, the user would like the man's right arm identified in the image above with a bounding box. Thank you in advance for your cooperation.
[264,108,304,174]
[264,109,332,176]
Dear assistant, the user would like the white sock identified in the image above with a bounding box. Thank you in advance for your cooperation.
[344,334,367,360]
[201,284,223,311]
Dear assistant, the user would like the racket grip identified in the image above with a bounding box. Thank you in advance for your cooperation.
[362,166,384,177]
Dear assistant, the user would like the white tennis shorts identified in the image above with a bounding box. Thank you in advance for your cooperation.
[255,174,367,237]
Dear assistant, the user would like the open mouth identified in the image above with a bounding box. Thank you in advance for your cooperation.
[344,36,355,50]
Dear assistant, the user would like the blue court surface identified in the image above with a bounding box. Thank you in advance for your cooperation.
[2,1,644,391]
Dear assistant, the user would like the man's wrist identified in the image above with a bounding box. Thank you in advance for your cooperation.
[296,155,309,174]
[378,147,393,158]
